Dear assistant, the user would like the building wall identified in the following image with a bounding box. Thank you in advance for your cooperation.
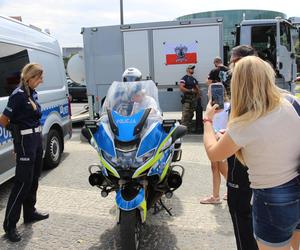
[177,10,287,47]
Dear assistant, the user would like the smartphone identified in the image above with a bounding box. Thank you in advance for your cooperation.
[210,83,224,110]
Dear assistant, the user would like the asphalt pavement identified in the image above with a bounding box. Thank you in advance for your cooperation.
[0,111,236,249]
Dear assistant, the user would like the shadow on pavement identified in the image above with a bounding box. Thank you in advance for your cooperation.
[39,151,71,180]
[0,223,33,250]
[90,195,183,250]
[89,223,178,250]
[211,203,234,237]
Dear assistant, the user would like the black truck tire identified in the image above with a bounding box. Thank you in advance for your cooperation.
[44,129,62,169]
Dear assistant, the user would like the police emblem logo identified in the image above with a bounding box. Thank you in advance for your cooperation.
[174,45,188,62]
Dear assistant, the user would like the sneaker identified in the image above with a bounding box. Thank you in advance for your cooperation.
[200,196,222,204]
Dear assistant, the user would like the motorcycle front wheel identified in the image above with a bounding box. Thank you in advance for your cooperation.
[120,209,142,250]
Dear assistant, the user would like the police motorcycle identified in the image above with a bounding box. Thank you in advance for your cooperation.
[84,68,187,250]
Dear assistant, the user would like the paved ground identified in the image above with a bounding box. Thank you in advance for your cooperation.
[0,123,236,249]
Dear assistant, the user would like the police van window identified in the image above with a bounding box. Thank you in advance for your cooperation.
[280,23,291,51]
[32,51,64,90]
[251,25,276,68]
[0,43,29,97]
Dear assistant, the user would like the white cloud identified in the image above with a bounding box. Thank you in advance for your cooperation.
[0,0,299,47]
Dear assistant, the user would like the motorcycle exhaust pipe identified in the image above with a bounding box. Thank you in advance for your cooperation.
[167,170,182,189]
[89,172,104,186]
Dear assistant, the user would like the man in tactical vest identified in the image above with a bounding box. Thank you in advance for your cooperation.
[179,65,201,132]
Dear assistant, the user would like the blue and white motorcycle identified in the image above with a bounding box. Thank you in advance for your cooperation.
[84,80,187,250]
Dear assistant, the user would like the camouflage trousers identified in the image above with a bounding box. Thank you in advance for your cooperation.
[181,99,197,131]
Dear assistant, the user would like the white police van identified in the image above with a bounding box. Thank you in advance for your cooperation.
[0,16,72,184]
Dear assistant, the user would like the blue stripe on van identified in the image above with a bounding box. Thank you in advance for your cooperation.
[40,103,69,125]
[0,103,69,145]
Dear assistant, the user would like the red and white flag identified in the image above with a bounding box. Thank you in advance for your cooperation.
[164,41,198,65]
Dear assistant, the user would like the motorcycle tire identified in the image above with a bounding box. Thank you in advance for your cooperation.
[120,209,141,250]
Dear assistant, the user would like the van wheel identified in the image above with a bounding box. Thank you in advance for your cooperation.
[44,129,62,169]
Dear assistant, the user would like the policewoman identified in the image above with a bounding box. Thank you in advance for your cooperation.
[0,63,49,242]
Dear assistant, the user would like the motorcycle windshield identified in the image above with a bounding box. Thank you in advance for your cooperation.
[102,80,161,117]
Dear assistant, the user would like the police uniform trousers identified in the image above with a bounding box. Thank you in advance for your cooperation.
[227,155,258,250]
[3,132,43,231]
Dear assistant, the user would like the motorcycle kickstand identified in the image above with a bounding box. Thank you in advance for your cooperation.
[153,202,160,215]
[159,199,173,216]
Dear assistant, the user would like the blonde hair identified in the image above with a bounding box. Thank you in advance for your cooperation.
[228,56,282,163]
[20,63,43,95]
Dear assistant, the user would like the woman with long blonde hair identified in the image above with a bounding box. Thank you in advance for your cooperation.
[203,56,300,250]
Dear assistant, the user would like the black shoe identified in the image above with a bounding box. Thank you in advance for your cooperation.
[24,211,49,224]
[5,228,21,242]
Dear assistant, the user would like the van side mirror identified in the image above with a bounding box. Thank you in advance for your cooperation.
[291,53,295,59]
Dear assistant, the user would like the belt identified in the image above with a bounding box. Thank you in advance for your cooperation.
[20,126,42,135]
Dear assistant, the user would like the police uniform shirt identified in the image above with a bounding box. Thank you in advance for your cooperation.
[208,66,228,83]
[3,86,42,130]
[180,75,198,90]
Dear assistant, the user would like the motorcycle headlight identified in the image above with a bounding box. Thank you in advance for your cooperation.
[102,150,119,166]
[116,150,137,169]
[102,149,156,170]
[135,149,155,166]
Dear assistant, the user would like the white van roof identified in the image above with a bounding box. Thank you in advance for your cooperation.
[0,15,60,56]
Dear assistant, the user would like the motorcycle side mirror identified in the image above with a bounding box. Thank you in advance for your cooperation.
[81,127,92,142]
[290,53,295,59]
[160,125,187,153]
[82,120,99,143]
[171,125,187,144]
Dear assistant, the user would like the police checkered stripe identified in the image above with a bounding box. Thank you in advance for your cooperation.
[0,137,12,146]
[0,102,69,145]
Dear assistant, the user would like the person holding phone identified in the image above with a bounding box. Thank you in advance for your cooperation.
[203,56,300,250]
[224,45,259,250]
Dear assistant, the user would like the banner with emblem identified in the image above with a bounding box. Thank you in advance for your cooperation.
[164,41,198,65]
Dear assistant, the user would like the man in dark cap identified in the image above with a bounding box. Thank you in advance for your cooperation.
[179,65,202,133]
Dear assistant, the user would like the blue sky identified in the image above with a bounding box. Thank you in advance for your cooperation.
[1,0,299,47]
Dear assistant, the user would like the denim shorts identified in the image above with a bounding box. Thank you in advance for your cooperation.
[252,175,300,247]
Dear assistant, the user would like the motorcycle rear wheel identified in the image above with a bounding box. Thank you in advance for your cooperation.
[120,209,142,250]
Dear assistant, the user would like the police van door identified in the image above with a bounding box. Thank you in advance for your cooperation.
[276,20,294,88]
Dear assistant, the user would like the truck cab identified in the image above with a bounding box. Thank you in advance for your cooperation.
[236,17,300,93]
